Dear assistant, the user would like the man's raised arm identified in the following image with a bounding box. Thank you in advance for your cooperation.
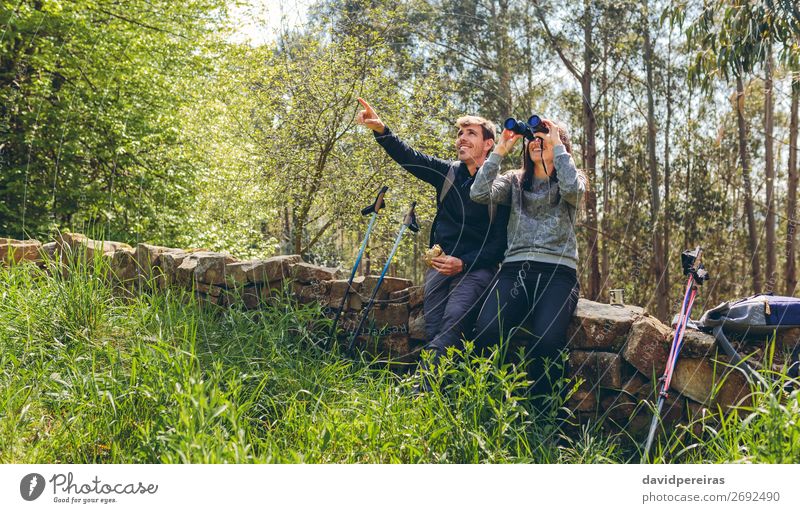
[356,98,449,189]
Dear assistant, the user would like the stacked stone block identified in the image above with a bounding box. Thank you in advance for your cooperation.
[326,276,420,364]
[562,301,756,433]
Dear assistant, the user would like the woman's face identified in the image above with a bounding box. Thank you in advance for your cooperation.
[527,136,554,164]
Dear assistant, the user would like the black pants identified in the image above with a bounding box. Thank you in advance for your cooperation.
[474,261,580,396]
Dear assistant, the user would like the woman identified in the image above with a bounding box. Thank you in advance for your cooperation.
[470,118,586,398]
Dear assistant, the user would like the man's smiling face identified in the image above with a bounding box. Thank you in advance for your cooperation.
[455,124,492,164]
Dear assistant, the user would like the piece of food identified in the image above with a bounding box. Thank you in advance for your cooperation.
[423,244,444,267]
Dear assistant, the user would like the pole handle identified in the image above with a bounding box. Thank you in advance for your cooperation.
[681,246,710,283]
[361,185,389,216]
[403,201,419,232]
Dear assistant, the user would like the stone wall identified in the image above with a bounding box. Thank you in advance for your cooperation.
[4,234,796,434]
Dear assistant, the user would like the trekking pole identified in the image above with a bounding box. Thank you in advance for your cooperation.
[328,186,388,341]
[642,247,710,463]
[347,202,419,353]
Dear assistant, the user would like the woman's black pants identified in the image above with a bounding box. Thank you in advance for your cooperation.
[474,260,580,397]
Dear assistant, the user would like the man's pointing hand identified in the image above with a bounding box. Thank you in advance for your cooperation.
[356,97,386,133]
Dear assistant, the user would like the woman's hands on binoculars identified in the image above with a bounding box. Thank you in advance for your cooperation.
[356,98,386,133]
[494,129,523,157]
[537,119,561,150]
[494,119,561,158]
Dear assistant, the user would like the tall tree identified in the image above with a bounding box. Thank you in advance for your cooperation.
[662,4,675,316]
[642,0,667,319]
[181,26,454,268]
[678,0,774,292]
[734,76,763,291]
[677,0,800,293]
[413,0,522,116]
[763,42,776,289]
[787,72,800,294]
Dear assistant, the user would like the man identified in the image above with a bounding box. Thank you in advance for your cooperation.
[356,98,509,369]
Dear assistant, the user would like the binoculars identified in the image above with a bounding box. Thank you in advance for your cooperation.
[503,115,549,139]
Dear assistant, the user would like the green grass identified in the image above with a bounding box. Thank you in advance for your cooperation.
[0,251,798,463]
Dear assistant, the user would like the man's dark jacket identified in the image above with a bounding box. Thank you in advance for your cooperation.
[374,126,509,270]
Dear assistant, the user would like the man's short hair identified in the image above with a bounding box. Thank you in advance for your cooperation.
[455,116,496,141]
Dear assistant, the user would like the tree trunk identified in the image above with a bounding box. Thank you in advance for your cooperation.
[685,83,692,251]
[786,73,799,295]
[281,207,293,255]
[532,0,600,299]
[495,0,513,118]
[735,76,763,292]
[764,43,776,291]
[601,38,610,293]
[582,0,601,300]
[523,2,534,114]
[292,212,302,256]
[663,25,673,313]
[643,5,667,320]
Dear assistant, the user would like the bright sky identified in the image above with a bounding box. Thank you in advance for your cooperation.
[229,0,312,45]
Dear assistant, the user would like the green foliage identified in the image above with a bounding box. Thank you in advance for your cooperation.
[0,0,229,242]
[675,0,800,87]
[2,0,800,320]
[179,25,459,267]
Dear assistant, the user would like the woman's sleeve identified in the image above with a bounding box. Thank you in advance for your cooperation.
[553,146,586,207]
[470,152,513,206]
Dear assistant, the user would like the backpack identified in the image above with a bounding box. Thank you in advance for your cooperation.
[697,293,800,386]
[697,293,800,335]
